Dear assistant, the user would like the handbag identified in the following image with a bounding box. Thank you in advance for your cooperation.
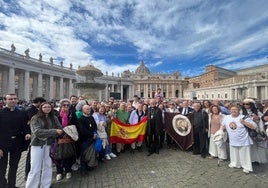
[50,138,76,160]
[242,115,257,138]
[94,134,102,153]
[247,128,257,138]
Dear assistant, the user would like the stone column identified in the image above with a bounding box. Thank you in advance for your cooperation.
[172,84,175,98]
[68,79,73,98]
[32,74,38,97]
[120,84,123,100]
[254,86,258,99]
[18,72,24,100]
[8,67,15,93]
[166,84,169,98]
[59,77,64,99]
[49,76,54,100]
[105,82,108,101]
[111,84,115,92]
[150,84,153,98]
[234,88,237,100]
[24,71,30,101]
[265,86,268,100]
[37,73,43,97]
[145,84,148,98]
[1,68,8,95]
[44,76,50,100]
[98,90,102,102]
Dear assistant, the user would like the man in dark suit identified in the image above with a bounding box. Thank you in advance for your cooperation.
[179,101,194,116]
[191,102,209,158]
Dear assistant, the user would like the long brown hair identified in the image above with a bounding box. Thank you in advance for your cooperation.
[37,102,56,129]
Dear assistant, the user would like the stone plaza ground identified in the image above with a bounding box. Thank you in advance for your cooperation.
[15,145,268,188]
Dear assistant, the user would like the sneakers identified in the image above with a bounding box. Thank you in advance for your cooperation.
[71,162,79,171]
[243,169,250,174]
[56,174,62,181]
[109,152,117,158]
[105,154,111,160]
[66,172,72,179]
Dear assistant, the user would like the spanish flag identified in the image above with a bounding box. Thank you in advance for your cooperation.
[110,116,148,144]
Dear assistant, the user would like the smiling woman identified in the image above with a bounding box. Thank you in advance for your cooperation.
[25,102,63,188]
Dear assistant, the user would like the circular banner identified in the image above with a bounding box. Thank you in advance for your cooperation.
[172,114,191,136]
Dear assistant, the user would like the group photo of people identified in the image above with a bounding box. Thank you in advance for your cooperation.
[0,91,268,188]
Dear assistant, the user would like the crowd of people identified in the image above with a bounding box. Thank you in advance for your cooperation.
[0,90,268,188]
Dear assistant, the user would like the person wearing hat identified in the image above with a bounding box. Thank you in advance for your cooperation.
[241,98,267,165]
[55,99,78,181]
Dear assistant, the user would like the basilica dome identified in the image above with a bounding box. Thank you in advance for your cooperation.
[135,61,150,75]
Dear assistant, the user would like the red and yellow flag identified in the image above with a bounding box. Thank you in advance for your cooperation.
[110,116,147,144]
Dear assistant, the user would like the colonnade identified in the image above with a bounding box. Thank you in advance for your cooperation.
[0,47,77,101]
[0,65,74,101]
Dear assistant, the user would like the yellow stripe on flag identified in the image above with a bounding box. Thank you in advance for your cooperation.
[110,116,147,144]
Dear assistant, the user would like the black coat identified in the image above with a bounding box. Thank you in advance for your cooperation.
[77,115,97,143]
[146,107,163,136]
[0,107,29,150]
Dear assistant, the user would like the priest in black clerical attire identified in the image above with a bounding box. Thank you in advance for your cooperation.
[146,99,163,156]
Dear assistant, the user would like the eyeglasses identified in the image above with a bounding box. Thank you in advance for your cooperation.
[243,103,250,105]
[62,104,70,107]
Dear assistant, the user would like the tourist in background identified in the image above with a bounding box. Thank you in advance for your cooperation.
[69,95,78,114]
[202,100,212,113]
[213,99,230,115]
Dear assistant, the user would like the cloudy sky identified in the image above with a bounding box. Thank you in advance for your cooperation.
[1,0,268,77]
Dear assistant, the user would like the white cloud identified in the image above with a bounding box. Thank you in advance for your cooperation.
[0,0,268,77]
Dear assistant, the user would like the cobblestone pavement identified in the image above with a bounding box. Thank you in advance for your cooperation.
[15,145,268,188]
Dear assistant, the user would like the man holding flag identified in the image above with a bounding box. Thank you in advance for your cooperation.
[129,102,145,153]
[110,103,147,155]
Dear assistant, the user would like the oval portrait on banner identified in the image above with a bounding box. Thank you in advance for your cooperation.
[172,114,191,136]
